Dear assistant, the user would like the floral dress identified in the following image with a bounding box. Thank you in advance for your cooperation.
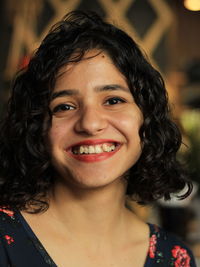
[0,207,197,267]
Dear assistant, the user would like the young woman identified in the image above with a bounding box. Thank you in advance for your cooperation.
[0,11,196,267]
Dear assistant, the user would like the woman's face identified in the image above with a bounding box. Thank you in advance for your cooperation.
[48,50,143,190]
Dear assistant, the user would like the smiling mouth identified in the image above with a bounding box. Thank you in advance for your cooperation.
[71,142,118,155]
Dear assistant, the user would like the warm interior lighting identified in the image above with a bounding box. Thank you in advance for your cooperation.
[184,0,200,11]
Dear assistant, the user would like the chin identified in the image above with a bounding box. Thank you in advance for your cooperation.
[55,166,125,191]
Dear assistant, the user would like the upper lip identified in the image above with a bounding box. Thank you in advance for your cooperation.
[67,139,121,150]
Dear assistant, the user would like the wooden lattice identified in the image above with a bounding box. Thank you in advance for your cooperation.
[4,0,173,79]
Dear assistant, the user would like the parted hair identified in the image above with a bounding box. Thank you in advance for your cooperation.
[0,11,192,212]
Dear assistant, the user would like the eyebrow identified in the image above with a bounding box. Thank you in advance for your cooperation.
[51,84,130,100]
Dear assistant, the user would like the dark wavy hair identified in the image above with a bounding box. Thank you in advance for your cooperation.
[0,11,192,212]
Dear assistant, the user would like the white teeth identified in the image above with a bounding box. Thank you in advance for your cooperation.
[72,143,117,155]
[102,144,108,151]
[95,145,103,153]
[102,144,115,152]
[89,146,95,153]
[110,145,115,151]
[80,146,84,154]
[84,146,89,153]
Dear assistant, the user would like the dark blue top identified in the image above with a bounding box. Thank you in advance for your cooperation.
[0,207,197,266]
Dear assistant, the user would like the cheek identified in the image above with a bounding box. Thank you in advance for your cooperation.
[48,121,68,146]
[114,112,143,135]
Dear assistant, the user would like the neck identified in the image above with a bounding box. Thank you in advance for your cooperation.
[47,178,133,243]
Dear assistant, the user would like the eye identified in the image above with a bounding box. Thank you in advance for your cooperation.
[52,103,75,114]
[104,97,126,105]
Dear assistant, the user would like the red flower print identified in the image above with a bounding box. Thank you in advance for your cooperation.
[0,207,14,218]
[149,234,157,258]
[4,235,14,245]
[172,245,191,267]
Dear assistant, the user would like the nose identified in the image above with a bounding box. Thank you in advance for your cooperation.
[74,106,108,135]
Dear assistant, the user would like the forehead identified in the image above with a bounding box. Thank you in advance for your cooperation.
[54,49,127,90]
[57,49,112,74]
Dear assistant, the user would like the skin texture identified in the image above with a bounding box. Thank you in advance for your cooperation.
[48,50,143,191]
[22,50,149,267]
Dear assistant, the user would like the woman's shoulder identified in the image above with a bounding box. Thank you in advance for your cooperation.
[0,207,18,242]
[0,206,55,266]
[0,206,18,225]
[0,207,18,264]
[146,223,197,266]
[0,206,16,218]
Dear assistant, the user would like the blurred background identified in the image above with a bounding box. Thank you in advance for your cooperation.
[0,0,200,263]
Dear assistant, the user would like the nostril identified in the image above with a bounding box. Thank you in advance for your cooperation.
[74,110,107,135]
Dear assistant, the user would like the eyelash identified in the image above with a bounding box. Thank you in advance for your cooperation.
[104,97,126,105]
[52,104,75,113]
[52,97,126,114]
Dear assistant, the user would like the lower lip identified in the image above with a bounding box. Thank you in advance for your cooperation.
[67,146,121,163]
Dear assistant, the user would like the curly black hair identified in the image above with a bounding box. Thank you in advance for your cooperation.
[0,11,192,212]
